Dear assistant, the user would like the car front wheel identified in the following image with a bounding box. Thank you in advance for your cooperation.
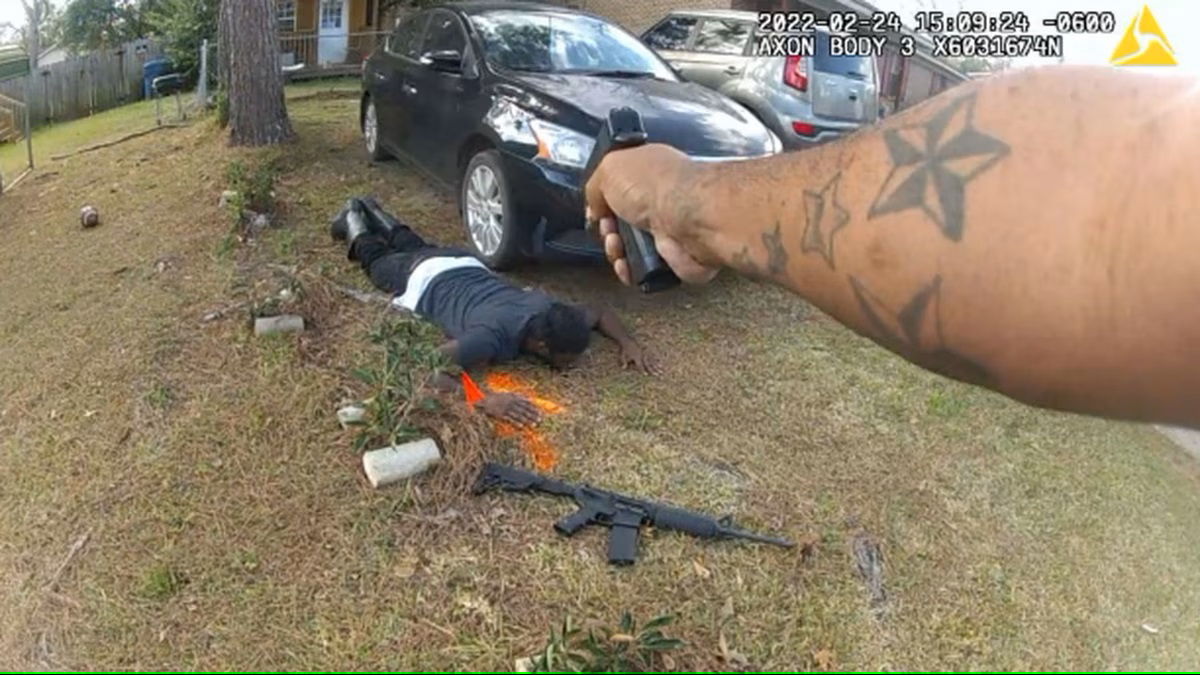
[363,98,390,161]
[461,150,523,269]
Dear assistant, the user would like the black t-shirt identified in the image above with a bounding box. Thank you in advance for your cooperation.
[416,268,555,367]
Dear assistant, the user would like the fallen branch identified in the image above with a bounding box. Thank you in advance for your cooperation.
[420,617,457,639]
[336,285,391,306]
[201,300,252,323]
[45,531,91,591]
[288,89,359,103]
[51,124,186,161]
[852,532,887,616]
[268,263,393,307]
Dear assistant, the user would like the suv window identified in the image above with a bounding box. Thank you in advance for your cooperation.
[422,10,466,55]
[813,30,872,80]
[643,16,697,50]
[693,19,751,54]
[388,13,428,59]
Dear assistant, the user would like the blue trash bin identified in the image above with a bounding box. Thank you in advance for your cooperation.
[142,59,173,99]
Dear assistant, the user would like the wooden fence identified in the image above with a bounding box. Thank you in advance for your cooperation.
[0,39,163,128]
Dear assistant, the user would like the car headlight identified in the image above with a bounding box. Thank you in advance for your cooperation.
[484,99,595,169]
[529,119,595,169]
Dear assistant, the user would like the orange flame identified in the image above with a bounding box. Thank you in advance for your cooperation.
[462,371,565,470]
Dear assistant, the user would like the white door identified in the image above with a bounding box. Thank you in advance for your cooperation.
[318,0,349,65]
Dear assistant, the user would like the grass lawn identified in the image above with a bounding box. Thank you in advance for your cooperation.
[0,98,163,181]
[1,89,1198,670]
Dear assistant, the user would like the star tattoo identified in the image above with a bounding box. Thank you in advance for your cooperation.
[848,275,992,385]
[762,221,789,277]
[868,93,1010,241]
[801,172,850,269]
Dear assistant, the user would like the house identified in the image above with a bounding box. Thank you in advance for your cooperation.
[275,0,387,74]
[36,44,69,67]
[568,0,968,113]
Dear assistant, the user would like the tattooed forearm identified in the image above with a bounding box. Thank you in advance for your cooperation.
[730,245,760,280]
[762,221,788,278]
[867,92,1009,241]
[849,274,992,385]
[800,172,849,269]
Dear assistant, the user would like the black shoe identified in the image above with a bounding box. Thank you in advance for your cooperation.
[361,196,407,235]
[330,199,372,260]
[330,198,356,242]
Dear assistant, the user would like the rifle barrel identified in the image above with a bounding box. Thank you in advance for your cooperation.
[725,528,795,548]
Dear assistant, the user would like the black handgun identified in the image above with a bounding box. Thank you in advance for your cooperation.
[473,462,793,566]
[582,107,681,294]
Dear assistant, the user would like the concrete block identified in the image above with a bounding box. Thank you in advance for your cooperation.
[362,438,441,488]
[254,315,304,336]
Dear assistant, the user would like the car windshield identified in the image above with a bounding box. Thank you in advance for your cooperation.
[470,9,677,79]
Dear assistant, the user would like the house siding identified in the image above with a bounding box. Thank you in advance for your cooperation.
[296,0,316,32]
[351,0,375,31]
[287,0,374,33]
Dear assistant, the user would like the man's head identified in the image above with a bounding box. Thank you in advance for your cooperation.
[522,303,592,369]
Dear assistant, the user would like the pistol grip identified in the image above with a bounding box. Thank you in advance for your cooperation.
[554,508,593,537]
[618,220,680,294]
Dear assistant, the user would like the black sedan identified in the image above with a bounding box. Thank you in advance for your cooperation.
[360,1,781,268]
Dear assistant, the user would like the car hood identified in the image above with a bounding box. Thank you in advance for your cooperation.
[506,72,775,158]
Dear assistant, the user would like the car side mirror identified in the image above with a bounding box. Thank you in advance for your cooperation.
[420,49,463,73]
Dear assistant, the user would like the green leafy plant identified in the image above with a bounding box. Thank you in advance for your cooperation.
[351,318,449,452]
[225,158,277,228]
[144,381,174,410]
[140,564,187,600]
[215,87,230,128]
[528,613,683,673]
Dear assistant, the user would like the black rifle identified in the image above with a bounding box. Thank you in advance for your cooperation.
[582,107,681,294]
[473,462,793,565]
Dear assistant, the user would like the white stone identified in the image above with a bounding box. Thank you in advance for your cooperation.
[336,404,366,429]
[362,438,441,488]
[254,315,304,336]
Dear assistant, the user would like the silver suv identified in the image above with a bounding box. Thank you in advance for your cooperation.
[642,10,879,149]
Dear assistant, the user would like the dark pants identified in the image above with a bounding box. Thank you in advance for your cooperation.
[352,226,468,295]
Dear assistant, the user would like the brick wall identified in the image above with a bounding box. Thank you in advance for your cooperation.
[577,0,734,34]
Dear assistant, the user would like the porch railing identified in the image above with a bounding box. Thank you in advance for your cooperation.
[278,31,387,74]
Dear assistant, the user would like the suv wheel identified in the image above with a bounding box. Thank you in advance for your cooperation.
[363,97,390,161]
[461,149,523,269]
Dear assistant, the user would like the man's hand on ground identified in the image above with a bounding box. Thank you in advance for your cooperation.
[619,342,663,376]
[478,392,542,427]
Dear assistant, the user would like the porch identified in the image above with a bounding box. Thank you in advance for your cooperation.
[276,0,386,77]
[278,30,387,77]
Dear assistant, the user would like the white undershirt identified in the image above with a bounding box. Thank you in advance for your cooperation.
[391,256,489,312]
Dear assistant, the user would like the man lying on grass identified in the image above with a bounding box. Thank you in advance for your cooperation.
[332,197,659,426]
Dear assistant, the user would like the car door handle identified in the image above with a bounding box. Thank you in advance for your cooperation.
[723,65,742,75]
[402,83,418,95]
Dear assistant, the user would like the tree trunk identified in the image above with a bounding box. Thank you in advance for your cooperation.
[21,0,42,70]
[221,0,293,146]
